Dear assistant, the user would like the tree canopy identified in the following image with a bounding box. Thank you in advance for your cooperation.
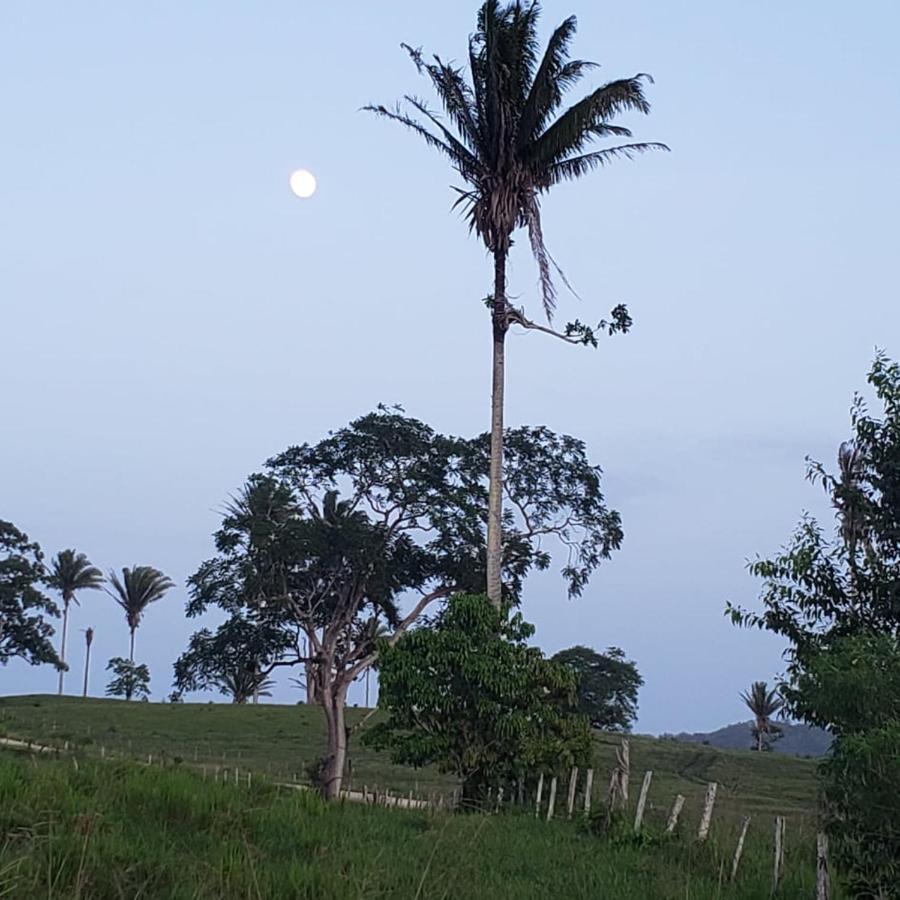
[364,594,591,803]
[551,645,642,731]
[0,520,59,668]
[184,408,621,798]
[731,355,900,896]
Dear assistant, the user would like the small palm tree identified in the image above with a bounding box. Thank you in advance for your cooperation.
[367,1,666,606]
[82,626,94,698]
[106,566,174,662]
[47,550,104,695]
[740,681,784,751]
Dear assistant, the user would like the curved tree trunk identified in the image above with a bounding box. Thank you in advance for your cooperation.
[57,600,70,696]
[486,248,508,608]
[321,686,348,800]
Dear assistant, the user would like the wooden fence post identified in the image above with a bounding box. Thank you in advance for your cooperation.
[697,783,718,841]
[583,768,594,815]
[566,767,579,819]
[546,776,558,822]
[633,771,653,832]
[618,740,630,803]
[666,794,685,834]
[772,816,785,892]
[730,816,751,880]
[816,833,830,900]
[534,772,544,818]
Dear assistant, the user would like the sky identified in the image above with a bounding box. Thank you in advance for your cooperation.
[2,1,899,734]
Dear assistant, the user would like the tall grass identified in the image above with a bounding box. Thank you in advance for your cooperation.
[0,751,841,899]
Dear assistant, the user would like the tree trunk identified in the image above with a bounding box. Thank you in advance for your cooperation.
[365,667,370,708]
[129,628,135,665]
[321,687,348,800]
[82,640,91,698]
[57,600,70,696]
[486,248,508,608]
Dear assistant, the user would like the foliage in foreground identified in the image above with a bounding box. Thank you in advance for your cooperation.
[0,751,835,900]
[733,354,900,898]
[0,519,59,668]
[365,594,593,803]
[552,645,643,731]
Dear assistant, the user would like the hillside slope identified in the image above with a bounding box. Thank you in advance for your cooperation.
[672,721,832,757]
[0,695,820,827]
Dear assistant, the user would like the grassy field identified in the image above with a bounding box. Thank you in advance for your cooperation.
[0,750,839,899]
[0,695,821,831]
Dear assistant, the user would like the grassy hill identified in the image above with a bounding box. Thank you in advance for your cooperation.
[1,695,820,829]
[0,750,839,899]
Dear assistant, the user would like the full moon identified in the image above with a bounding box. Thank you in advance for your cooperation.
[289,169,317,198]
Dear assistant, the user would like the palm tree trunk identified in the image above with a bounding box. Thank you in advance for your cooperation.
[486,247,508,608]
[82,638,91,698]
[129,628,135,665]
[57,600,70,696]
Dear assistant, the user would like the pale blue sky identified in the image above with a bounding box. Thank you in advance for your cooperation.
[2,1,899,733]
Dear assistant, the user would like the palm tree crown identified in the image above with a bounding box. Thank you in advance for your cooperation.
[740,681,784,751]
[107,566,174,660]
[366,0,667,317]
[48,550,104,605]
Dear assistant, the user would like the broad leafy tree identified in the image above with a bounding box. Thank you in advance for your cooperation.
[174,615,293,703]
[552,645,642,731]
[47,549,103,695]
[0,520,59,668]
[730,355,900,895]
[106,566,174,662]
[365,594,591,804]
[188,408,621,799]
[105,656,151,701]
[367,1,665,606]
[739,681,783,751]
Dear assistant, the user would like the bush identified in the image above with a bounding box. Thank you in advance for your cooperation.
[363,594,592,806]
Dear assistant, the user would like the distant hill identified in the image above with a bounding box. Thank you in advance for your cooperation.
[669,720,832,758]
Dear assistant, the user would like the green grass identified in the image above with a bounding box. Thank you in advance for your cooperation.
[0,695,821,830]
[0,751,840,899]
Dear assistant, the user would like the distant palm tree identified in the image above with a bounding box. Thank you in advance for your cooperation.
[361,618,391,708]
[47,550,104,695]
[106,566,174,662]
[740,681,784,751]
[367,1,666,606]
[82,626,94,698]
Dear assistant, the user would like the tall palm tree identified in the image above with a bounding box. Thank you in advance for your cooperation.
[367,1,666,606]
[740,681,784,751]
[106,566,174,662]
[47,550,104,695]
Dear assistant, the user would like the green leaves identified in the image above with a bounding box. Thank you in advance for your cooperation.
[365,594,591,801]
[105,657,151,701]
[552,645,643,732]
[0,520,60,668]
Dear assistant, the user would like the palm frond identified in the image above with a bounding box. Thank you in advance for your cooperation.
[546,142,669,184]
[363,103,477,179]
[529,75,655,167]
[402,45,485,157]
[517,16,581,146]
